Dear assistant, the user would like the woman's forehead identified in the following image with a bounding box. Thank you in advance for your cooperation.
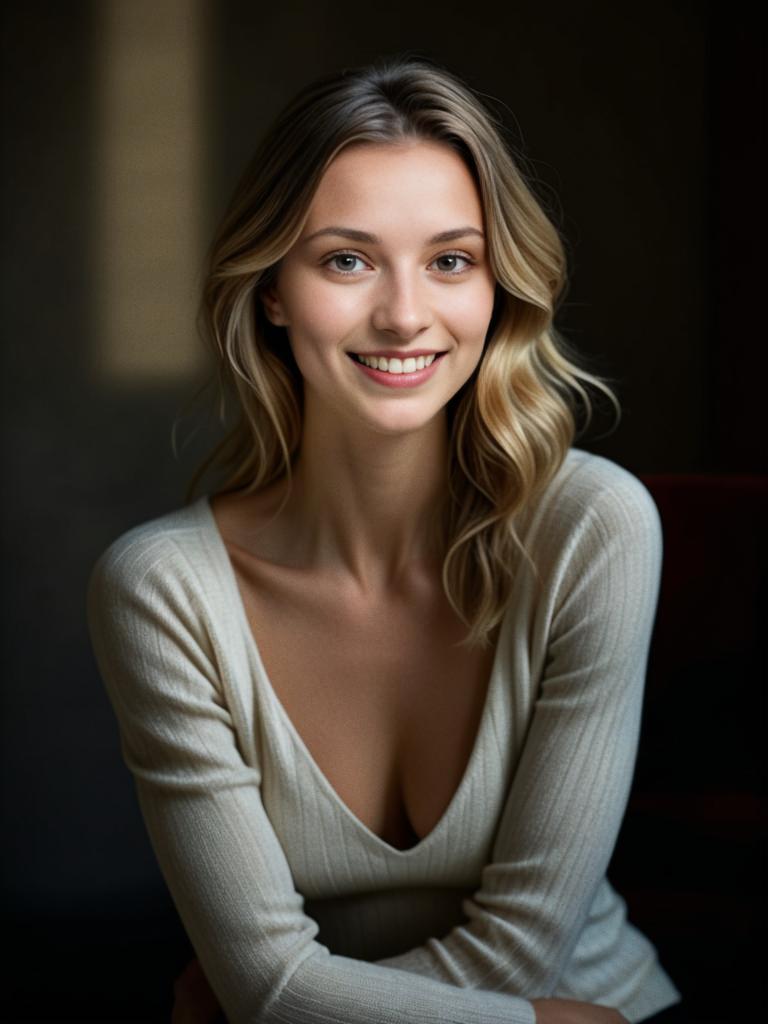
[303,141,485,238]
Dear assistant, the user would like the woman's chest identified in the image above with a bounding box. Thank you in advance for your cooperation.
[229,549,498,852]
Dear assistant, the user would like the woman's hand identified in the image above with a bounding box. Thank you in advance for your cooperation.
[531,998,629,1024]
[171,955,224,1024]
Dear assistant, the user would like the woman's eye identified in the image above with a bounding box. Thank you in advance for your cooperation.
[325,253,367,274]
[432,253,473,274]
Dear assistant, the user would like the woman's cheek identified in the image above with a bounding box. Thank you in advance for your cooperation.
[299,277,361,329]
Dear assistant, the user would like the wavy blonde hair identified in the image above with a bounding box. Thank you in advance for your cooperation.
[185,54,620,649]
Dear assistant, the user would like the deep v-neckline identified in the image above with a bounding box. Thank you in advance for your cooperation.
[198,493,509,858]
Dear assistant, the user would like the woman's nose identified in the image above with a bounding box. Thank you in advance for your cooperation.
[370,269,433,340]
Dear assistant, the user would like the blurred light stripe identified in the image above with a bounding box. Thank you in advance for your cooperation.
[90,0,206,383]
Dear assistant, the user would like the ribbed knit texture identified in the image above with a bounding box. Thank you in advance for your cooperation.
[87,447,683,1023]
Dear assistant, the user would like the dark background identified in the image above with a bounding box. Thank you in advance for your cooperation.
[2,1,765,1021]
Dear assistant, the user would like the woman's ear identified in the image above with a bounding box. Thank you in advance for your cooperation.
[260,283,288,327]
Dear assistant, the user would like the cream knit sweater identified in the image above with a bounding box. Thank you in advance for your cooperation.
[87,447,683,1023]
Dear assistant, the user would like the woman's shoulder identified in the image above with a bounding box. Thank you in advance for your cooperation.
[87,495,219,605]
[554,446,658,507]
[513,448,664,613]
[86,495,255,699]
[526,446,662,548]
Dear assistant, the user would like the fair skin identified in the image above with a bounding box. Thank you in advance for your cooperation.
[171,140,627,1024]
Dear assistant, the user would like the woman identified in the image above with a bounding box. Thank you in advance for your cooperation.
[87,56,685,1023]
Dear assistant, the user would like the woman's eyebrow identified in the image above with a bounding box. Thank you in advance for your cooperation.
[303,226,485,245]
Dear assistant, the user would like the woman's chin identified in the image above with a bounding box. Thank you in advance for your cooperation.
[352,405,447,439]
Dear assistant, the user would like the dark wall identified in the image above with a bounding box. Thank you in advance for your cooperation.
[2,1,764,1020]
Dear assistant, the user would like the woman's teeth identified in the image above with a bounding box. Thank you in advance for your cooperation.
[354,353,437,373]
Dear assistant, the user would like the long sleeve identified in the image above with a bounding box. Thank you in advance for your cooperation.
[86,531,537,1024]
[374,471,665,1013]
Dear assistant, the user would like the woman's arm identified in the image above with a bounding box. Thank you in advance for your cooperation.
[171,955,628,1024]
[87,530,537,1024]
[373,471,663,1011]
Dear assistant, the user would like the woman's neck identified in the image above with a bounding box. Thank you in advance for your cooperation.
[276,404,450,595]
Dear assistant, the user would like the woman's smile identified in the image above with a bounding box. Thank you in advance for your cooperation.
[347,349,448,388]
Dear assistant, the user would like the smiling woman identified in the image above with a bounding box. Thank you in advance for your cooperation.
[87,55,684,1024]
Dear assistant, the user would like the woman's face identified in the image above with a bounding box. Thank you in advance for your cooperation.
[261,139,497,437]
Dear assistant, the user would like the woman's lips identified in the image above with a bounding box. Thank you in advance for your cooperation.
[348,351,446,388]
